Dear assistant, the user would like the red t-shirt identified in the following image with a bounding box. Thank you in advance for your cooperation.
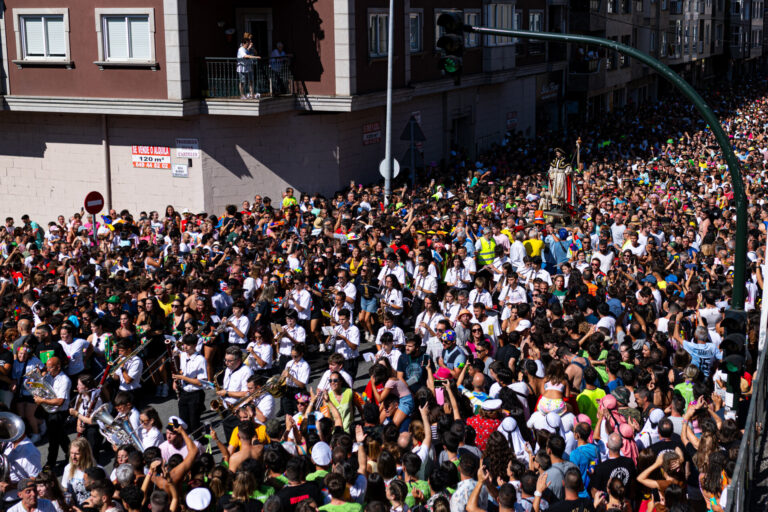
[466,416,501,451]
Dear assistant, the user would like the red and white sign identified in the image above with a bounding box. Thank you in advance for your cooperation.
[84,191,104,214]
[506,111,518,130]
[132,146,171,169]
[362,122,382,145]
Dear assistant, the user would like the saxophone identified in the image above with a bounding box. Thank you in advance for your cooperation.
[23,367,60,413]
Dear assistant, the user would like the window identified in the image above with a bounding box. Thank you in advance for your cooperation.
[661,31,668,56]
[661,0,668,9]
[94,8,156,67]
[529,12,543,32]
[513,9,522,47]
[620,35,631,66]
[409,12,422,53]
[12,8,71,65]
[715,24,723,46]
[484,4,513,46]
[650,30,658,52]
[464,10,480,47]
[369,12,389,57]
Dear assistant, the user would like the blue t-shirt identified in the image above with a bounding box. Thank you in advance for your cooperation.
[569,443,600,497]
[682,340,721,377]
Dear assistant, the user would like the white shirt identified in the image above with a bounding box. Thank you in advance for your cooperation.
[444,267,470,289]
[499,284,527,305]
[223,364,253,405]
[139,426,164,448]
[3,438,41,486]
[381,288,403,316]
[278,324,306,356]
[476,315,502,350]
[253,393,275,424]
[509,240,527,270]
[333,324,360,360]
[44,371,71,412]
[179,352,208,392]
[463,256,477,275]
[336,282,357,311]
[378,265,406,286]
[374,325,406,347]
[246,342,273,370]
[375,348,402,370]
[285,358,311,387]
[8,499,56,512]
[413,274,438,299]
[593,250,615,274]
[415,310,446,347]
[468,289,493,309]
[317,369,353,391]
[59,338,90,376]
[119,356,143,391]
[286,288,313,321]
[226,315,250,345]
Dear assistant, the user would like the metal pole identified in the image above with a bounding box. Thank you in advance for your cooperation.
[383,0,395,203]
[92,214,97,247]
[466,25,749,310]
[410,118,416,189]
[759,235,768,352]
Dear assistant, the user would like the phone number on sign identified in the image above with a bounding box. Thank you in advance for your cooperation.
[132,155,171,169]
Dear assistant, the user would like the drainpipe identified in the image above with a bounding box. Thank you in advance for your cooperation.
[102,114,113,209]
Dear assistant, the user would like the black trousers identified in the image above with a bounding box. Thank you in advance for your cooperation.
[83,425,102,459]
[281,386,301,417]
[178,389,205,439]
[344,357,359,382]
[46,411,70,467]
[222,413,239,442]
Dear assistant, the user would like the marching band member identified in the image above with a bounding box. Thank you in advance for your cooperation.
[373,313,405,352]
[275,310,306,368]
[284,274,312,326]
[333,270,356,312]
[171,334,208,438]
[377,253,406,287]
[68,374,103,456]
[245,330,273,376]
[87,318,114,372]
[36,357,70,470]
[224,300,250,347]
[326,309,360,380]
[327,292,346,328]
[58,322,92,381]
[112,391,141,434]
[380,275,404,323]
[114,340,142,393]
[216,347,253,440]
[280,344,309,416]
[414,294,446,358]
[138,407,164,448]
[246,375,275,425]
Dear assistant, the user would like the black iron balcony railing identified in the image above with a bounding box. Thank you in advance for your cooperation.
[202,57,294,99]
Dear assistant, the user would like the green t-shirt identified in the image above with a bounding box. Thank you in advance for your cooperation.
[250,486,275,504]
[576,388,606,425]
[306,469,329,483]
[318,503,363,512]
[404,480,431,508]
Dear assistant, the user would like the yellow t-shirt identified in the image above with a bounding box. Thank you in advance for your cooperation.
[282,196,298,209]
[228,424,270,450]
[156,295,176,317]
[524,238,544,257]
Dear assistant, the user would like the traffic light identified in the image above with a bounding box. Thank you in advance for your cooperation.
[436,12,465,84]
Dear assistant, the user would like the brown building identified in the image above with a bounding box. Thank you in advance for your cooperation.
[0,0,567,221]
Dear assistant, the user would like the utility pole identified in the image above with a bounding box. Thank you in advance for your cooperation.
[383,0,394,203]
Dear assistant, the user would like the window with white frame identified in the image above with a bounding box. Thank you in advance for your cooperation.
[12,9,71,64]
[529,11,543,32]
[464,10,480,47]
[95,9,156,65]
[484,4,513,46]
[369,11,389,57]
[513,9,522,45]
[409,12,422,53]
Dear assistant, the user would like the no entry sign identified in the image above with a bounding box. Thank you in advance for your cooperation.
[84,191,105,214]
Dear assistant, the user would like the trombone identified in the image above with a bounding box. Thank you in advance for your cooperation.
[108,341,151,379]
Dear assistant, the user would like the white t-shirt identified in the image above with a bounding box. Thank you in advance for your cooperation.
[59,338,90,376]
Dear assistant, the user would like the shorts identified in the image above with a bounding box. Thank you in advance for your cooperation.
[360,296,378,313]
[537,397,566,415]
[238,71,253,85]
[399,394,415,416]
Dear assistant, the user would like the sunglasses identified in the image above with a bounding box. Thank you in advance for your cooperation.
[471,329,483,333]
[329,379,340,383]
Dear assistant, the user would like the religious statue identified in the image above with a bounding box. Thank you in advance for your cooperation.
[548,148,572,207]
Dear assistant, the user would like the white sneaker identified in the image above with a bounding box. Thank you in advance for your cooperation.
[255,93,261,99]
[319,344,326,353]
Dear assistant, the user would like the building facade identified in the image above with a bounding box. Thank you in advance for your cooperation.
[0,0,570,222]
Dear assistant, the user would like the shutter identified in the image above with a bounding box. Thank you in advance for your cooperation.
[23,17,45,57]
[45,16,66,57]
[129,16,151,60]
[106,16,129,60]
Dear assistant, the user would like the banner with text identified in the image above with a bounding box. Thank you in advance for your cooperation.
[132,146,171,169]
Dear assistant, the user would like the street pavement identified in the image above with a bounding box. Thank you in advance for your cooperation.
[37,341,378,469]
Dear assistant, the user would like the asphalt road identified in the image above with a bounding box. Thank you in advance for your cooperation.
[37,341,378,470]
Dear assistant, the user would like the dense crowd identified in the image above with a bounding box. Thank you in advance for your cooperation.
[0,78,764,512]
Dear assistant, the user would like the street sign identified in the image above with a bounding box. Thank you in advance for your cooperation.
[379,158,400,179]
[400,116,426,141]
[84,191,105,214]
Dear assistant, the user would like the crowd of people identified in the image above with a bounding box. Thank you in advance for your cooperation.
[0,77,764,512]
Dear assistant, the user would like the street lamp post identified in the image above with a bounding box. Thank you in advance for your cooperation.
[464,25,748,311]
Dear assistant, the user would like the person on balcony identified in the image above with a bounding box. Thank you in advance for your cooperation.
[237,36,260,100]
[269,42,292,94]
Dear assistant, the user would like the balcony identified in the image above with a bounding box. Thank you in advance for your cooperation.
[202,57,294,99]
[568,56,606,91]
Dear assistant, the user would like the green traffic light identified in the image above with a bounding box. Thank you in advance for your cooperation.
[443,57,459,74]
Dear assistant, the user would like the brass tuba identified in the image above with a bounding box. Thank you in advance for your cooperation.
[0,412,26,482]
[91,404,144,452]
[23,367,59,413]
